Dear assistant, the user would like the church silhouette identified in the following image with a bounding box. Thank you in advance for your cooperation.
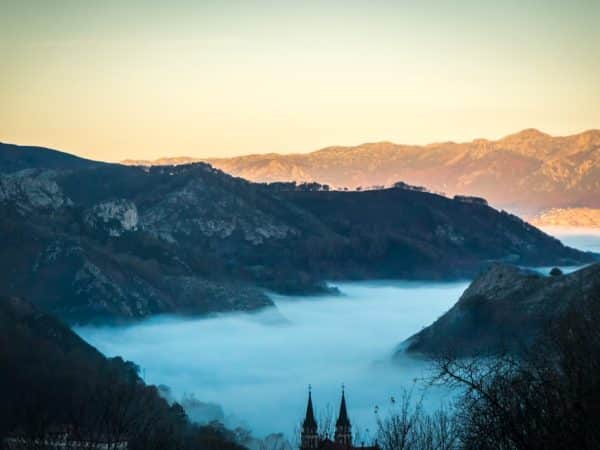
[300,387,379,450]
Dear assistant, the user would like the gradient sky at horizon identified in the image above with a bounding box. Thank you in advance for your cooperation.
[1,0,599,161]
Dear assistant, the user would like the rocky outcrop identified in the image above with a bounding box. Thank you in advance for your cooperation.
[401,263,600,357]
[17,234,273,323]
[84,199,139,236]
[0,169,72,212]
[138,177,296,244]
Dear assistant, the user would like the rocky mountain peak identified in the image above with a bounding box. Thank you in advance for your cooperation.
[501,128,551,142]
[460,264,541,302]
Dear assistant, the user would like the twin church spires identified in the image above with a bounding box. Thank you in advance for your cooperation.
[300,385,355,450]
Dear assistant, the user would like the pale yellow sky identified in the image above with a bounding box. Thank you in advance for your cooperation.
[1,0,599,161]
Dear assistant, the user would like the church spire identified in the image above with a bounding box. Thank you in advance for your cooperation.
[303,385,317,429]
[335,384,352,447]
[336,385,350,428]
[301,385,318,450]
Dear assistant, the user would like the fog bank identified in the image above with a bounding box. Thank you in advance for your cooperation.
[547,228,600,254]
[75,230,600,438]
[76,281,467,437]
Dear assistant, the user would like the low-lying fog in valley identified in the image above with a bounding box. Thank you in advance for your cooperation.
[76,230,600,440]
[77,282,467,438]
[539,227,600,255]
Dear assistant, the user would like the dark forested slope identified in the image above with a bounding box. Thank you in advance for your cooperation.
[402,263,600,357]
[0,295,243,450]
[0,142,593,323]
[0,142,105,173]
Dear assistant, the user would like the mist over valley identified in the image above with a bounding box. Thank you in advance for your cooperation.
[76,280,468,438]
[3,2,600,447]
[76,230,600,439]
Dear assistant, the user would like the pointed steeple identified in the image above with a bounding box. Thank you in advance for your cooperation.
[335,384,352,447]
[303,385,317,429]
[301,385,319,450]
[336,385,350,427]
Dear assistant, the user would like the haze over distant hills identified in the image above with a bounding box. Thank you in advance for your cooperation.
[123,129,600,223]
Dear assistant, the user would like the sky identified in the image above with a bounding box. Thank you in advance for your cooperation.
[1,0,599,161]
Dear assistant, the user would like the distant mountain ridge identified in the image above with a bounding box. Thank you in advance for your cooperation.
[0,142,592,323]
[122,129,600,218]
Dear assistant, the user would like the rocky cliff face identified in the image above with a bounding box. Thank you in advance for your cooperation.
[0,165,274,323]
[84,199,139,236]
[402,263,600,357]
[0,142,594,323]
[0,169,72,212]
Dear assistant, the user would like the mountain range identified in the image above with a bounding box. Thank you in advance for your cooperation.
[0,141,592,323]
[123,129,600,222]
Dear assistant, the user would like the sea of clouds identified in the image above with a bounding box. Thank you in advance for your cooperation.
[76,230,600,439]
[77,281,467,437]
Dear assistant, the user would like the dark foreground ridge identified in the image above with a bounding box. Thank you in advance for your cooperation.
[0,295,243,450]
[0,142,592,323]
[401,262,600,357]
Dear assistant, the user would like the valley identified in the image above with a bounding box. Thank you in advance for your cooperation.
[3,2,599,447]
[75,230,600,439]
[77,279,468,438]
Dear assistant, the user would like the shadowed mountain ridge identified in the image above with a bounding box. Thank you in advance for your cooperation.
[0,142,592,323]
